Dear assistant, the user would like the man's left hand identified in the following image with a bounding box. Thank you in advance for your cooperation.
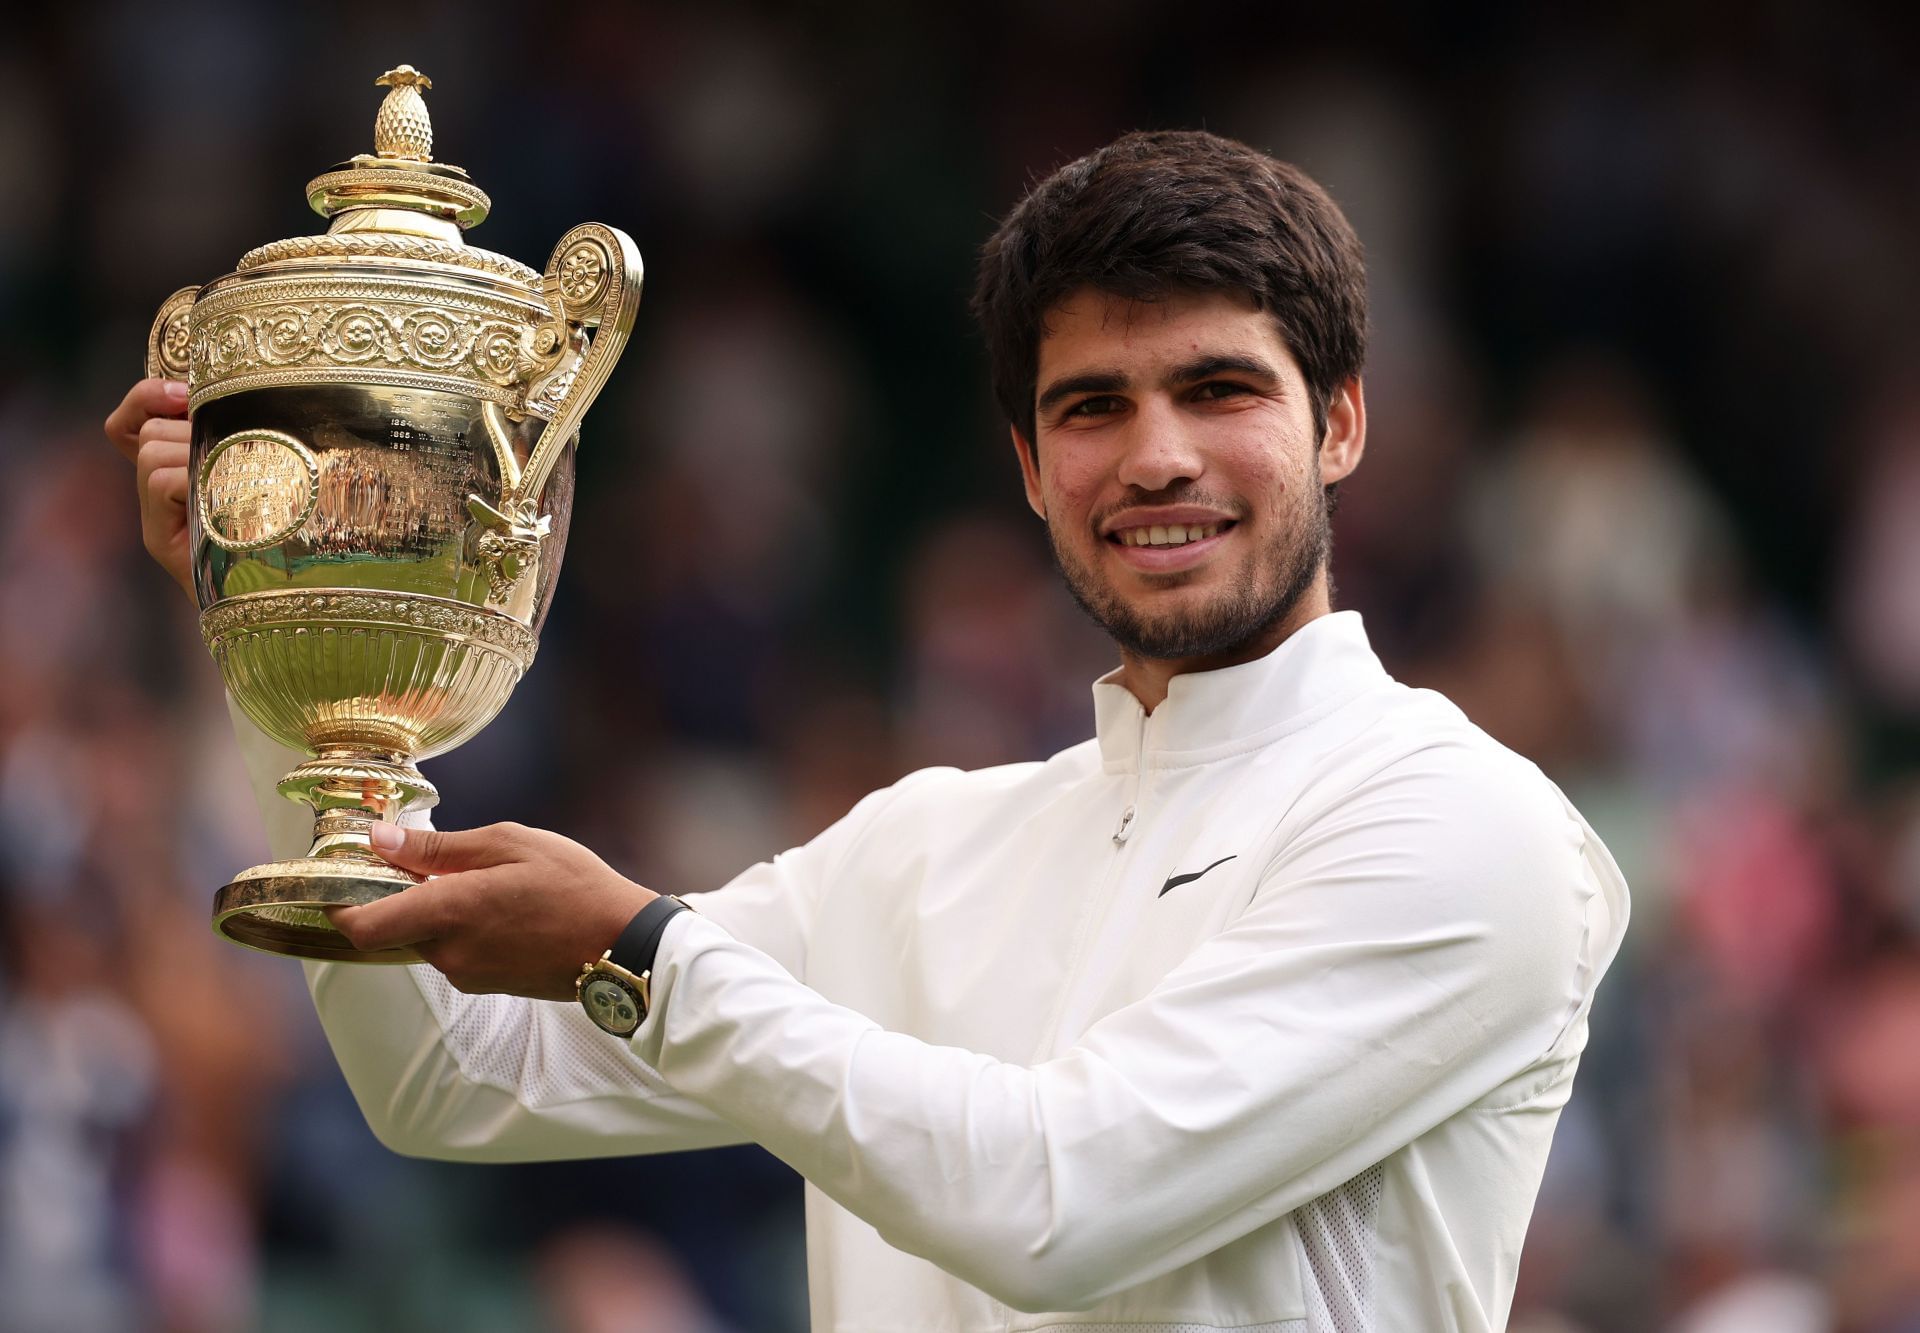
[331,822,657,1001]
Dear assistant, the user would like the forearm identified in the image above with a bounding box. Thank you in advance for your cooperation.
[630,764,1609,1312]
[225,696,742,1160]
[304,957,746,1160]
[634,915,1394,1311]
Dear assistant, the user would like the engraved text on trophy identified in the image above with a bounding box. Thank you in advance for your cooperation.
[199,430,321,551]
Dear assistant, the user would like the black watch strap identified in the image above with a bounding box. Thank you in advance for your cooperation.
[609,895,691,976]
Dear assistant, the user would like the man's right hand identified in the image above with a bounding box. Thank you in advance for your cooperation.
[105,377,194,601]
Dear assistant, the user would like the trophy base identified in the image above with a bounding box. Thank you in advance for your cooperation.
[213,859,425,964]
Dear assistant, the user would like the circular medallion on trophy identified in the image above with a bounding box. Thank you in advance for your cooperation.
[148,64,642,963]
[197,429,322,552]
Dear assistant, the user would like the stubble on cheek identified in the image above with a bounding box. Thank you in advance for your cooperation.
[1045,478,1330,663]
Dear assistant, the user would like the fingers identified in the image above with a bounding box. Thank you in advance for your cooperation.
[136,415,191,450]
[140,468,189,559]
[141,466,188,531]
[341,822,646,998]
[134,424,193,580]
[135,423,189,496]
[329,872,488,954]
[369,821,530,876]
[105,377,190,462]
[331,871,540,995]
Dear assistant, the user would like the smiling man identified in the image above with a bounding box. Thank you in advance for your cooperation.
[110,130,1627,1332]
[1016,286,1352,707]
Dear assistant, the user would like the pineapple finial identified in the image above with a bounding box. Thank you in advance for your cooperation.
[373,65,434,161]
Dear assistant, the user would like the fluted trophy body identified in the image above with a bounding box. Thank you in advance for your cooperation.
[145,66,641,963]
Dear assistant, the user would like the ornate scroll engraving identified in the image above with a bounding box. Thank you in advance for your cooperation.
[189,366,532,413]
[151,61,642,965]
[306,167,490,220]
[558,239,611,311]
[201,588,538,669]
[467,494,552,600]
[187,275,547,411]
[236,234,540,285]
[198,430,321,552]
[147,286,201,381]
[513,224,644,508]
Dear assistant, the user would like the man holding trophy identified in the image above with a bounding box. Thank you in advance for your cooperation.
[107,68,1627,1333]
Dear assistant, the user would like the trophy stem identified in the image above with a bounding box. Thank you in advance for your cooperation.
[172,65,634,968]
[211,747,442,964]
[280,746,440,862]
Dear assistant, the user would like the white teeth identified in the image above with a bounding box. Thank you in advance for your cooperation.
[1118,522,1224,548]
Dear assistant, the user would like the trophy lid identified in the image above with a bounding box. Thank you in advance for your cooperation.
[230,65,539,288]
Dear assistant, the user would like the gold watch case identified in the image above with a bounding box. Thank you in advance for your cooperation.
[577,953,649,1037]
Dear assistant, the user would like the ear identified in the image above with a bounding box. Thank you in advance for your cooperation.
[1319,376,1366,485]
[1011,425,1046,520]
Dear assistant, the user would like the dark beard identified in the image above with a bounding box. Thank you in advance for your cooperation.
[1048,484,1331,661]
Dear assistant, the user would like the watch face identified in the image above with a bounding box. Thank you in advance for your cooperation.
[582,973,642,1036]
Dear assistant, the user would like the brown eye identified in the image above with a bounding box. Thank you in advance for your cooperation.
[1194,381,1250,401]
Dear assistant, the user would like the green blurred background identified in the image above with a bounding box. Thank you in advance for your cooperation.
[2,3,1917,1330]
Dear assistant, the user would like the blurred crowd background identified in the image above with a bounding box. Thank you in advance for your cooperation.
[2,2,1917,1330]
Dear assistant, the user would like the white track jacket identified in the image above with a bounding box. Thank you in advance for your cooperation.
[233,611,1629,1332]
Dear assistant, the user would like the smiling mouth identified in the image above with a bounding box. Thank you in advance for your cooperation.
[1107,521,1236,549]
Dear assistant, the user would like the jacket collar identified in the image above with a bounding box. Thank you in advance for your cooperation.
[1091,611,1389,771]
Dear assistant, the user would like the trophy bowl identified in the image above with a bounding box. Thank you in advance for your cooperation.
[146,65,641,963]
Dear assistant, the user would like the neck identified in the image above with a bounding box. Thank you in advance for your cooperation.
[1116,583,1332,713]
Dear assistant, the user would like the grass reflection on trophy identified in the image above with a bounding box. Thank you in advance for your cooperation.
[146,64,642,964]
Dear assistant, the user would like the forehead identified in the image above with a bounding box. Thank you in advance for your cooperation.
[1036,287,1294,378]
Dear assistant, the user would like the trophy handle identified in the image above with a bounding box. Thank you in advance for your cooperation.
[146,285,200,383]
[515,223,643,506]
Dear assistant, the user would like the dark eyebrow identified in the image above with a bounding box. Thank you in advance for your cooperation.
[1036,355,1282,418]
[1167,353,1281,384]
[1035,370,1130,417]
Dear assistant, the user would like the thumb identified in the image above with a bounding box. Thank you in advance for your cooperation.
[369,821,518,874]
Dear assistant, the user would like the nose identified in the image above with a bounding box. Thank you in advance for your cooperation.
[1114,397,1205,492]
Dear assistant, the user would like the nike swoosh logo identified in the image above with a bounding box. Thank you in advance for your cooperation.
[1159,855,1237,897]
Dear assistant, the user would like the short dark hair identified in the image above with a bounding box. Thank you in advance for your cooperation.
[971,129,1368,445]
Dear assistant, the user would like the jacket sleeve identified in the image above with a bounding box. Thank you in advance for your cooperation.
[628,747,1625,1311]
[226,696,891,1162]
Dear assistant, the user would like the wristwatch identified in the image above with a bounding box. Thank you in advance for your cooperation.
[576,894,692,1037]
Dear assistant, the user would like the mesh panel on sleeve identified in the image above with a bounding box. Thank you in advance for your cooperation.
[409,965,673,1107]
[1019,1323,1306,1332]
[1298,1163,1384,1333]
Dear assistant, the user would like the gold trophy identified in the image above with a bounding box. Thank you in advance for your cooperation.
[145,66,641,964]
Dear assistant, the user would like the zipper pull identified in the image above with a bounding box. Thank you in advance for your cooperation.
[1113,804,1135,844]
